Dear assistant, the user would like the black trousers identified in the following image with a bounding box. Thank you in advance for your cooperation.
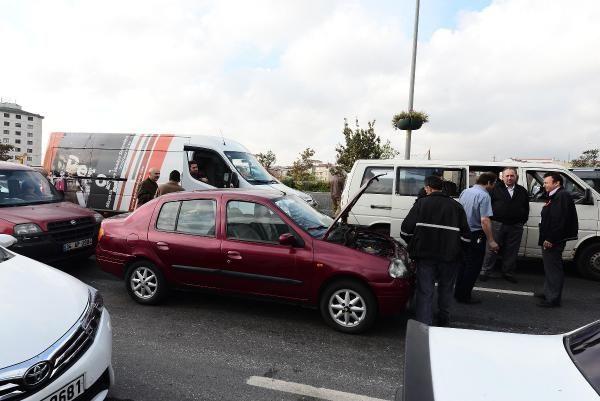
[481,221,524,276]
[542,243,566,304]
[415,259,459,325]
[454,230,486,301]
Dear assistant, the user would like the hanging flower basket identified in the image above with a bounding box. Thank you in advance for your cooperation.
[392,111,429,131]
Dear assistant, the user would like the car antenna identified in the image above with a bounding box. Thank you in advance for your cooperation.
[219,129,226,146]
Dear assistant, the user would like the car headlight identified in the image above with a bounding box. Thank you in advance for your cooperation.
[389,258,408,278]
[91,288,104,311]
[93,212,104,223]
[13,223,42,236]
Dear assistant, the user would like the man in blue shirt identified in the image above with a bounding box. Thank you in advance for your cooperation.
[454,172,499,304]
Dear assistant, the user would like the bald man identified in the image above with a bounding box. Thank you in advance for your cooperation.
[136,168,160,208]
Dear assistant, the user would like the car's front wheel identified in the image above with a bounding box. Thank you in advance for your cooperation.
[126,261,168,304]
[319,279,377,334]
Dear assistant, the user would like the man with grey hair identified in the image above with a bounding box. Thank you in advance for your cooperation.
[136,167,160,208]
[480,167,529,283]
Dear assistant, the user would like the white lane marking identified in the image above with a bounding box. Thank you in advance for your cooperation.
[247,376,391,401]
[473,286,534,296]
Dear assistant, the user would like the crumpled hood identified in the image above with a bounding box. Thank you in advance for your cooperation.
[0,253,89,368]
[0,201,94,229]
[427,326,598,401]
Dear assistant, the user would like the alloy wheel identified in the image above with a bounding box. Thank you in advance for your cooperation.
[130,266,158,299]
[328,289,366,328]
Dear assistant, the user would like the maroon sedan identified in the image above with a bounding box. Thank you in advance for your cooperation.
[96,178,414,333]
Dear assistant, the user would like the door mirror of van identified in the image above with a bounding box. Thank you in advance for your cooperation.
[0,234,17,248]
[278,233,297,247]
[581,188,594,205]
[231,172,240,188]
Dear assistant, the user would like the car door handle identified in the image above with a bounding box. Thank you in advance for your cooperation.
[226,251,242,260]
[156,241,170,251]
[370,204,392,210]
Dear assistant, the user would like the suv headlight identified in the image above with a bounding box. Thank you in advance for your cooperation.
[93,212,104,223]
[389,258,408,278]
[14,223,42,236]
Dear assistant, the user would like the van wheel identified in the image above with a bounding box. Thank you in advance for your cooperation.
[126,261,168,304]
[577,243,600,281]
[319,279,377,334]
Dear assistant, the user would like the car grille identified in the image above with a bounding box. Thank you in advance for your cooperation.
[0,292,102,401]
[47,217,96,243]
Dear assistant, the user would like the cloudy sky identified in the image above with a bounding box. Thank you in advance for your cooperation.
[1,0,599,164]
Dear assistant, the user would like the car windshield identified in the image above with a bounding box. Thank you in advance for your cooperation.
[565,321,600,395]
[275,195,333,237]
[0,170,62,207]
[224,151,276,184]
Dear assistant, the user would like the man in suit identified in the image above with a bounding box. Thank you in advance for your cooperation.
[537,172,578,307]
[480,167,529,283]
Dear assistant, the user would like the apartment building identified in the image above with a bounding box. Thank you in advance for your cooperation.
[0,101,44,165]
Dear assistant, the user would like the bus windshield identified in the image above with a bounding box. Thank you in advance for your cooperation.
[0,170,62,207]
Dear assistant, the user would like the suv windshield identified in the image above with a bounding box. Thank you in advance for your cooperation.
[565,321,600,395]
[0,170,62,207]
[224,151,276,184]
[275,195,333,237]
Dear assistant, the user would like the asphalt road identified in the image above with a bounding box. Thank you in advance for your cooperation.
[60,258,600,401]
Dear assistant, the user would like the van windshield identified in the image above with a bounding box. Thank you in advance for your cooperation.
[224,151,276,185]
[0,170,62,207]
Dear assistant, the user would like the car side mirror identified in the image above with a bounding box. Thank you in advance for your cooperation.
[231,172,240,188]
[278,233,297,246]
[0,234,17,248]
[580,188,594,205]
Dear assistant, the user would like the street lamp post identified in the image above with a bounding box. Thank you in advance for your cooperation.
[404,0,421,160]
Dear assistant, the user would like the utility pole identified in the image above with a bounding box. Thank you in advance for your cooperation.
[404,0,421,160]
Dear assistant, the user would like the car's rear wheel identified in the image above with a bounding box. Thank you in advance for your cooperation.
[577,243,600,281]
[319,279,377,334]
[126,261,168,304]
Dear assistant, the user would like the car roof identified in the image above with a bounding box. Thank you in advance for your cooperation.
[354,159,568,170]
[158,188,285,201]
[0,161,34,171]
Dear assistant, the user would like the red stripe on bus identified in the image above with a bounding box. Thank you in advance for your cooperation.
[129,135,159,211]
[43,132,65,172]
[115,134,145,211]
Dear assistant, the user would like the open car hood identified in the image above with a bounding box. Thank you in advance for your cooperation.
[323,174,385,240]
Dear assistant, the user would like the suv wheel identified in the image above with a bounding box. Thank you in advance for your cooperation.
[126,261,168,304]
[319,279,377,334]
[577,243,600,281]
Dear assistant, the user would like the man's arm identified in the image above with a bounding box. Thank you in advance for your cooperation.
[480,194,499,251]
[400,202,419,242]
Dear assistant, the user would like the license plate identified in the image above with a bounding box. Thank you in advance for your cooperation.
[43,375,84,401]
[63,238,93,252]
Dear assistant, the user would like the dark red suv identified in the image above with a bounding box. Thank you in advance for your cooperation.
[97,178,414,333]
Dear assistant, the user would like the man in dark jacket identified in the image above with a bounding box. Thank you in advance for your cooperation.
[136,168,160,208]
[401,176,471,326]
[480,167,529,283]
[537,172,578,307]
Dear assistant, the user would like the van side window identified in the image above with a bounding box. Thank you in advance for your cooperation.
[361,167,394,194]
[396,168,465,197]
[526,171,586,203]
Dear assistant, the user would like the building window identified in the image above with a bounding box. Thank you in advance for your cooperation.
[27,149,32,153]
[27,140,33,145]
[3,122,8,126]
[27,116,33,121]
[15,131,21,136]
[15,147,20,152]
[2,138,8,143]
[3,113,9,118]
[27,132,33,137]
[27,157,32,161]
[27,124,33,129]
[15,123,21,128]
[3,130,8,135]
[16,115,21,119]
[15,139,21,144]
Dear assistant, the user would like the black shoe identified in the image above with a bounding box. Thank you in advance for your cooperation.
[533,292,545,299]
[479,274,489,282]
[503,274,518,284]
[537,300,561,308]
[455,297,482,305]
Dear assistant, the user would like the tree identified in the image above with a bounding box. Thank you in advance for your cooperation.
[571,149,600,167]
[335,119,398,172]
[0,144,14,161]
[289,148,315,184]
[256,150,276,170]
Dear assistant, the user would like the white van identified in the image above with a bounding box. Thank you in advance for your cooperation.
[341,160,600,280]
[43,132,315,213]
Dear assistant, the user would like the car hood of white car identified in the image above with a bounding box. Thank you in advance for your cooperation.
[0,252,89,368]
[427,326,598,401]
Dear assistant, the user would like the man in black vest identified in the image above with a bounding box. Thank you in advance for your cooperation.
[401,175,471,327]
[480,167,529,283]
[537,172,578,307]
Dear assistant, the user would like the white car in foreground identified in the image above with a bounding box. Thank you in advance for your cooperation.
[401,319,600,401]
[0,235,113,401]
